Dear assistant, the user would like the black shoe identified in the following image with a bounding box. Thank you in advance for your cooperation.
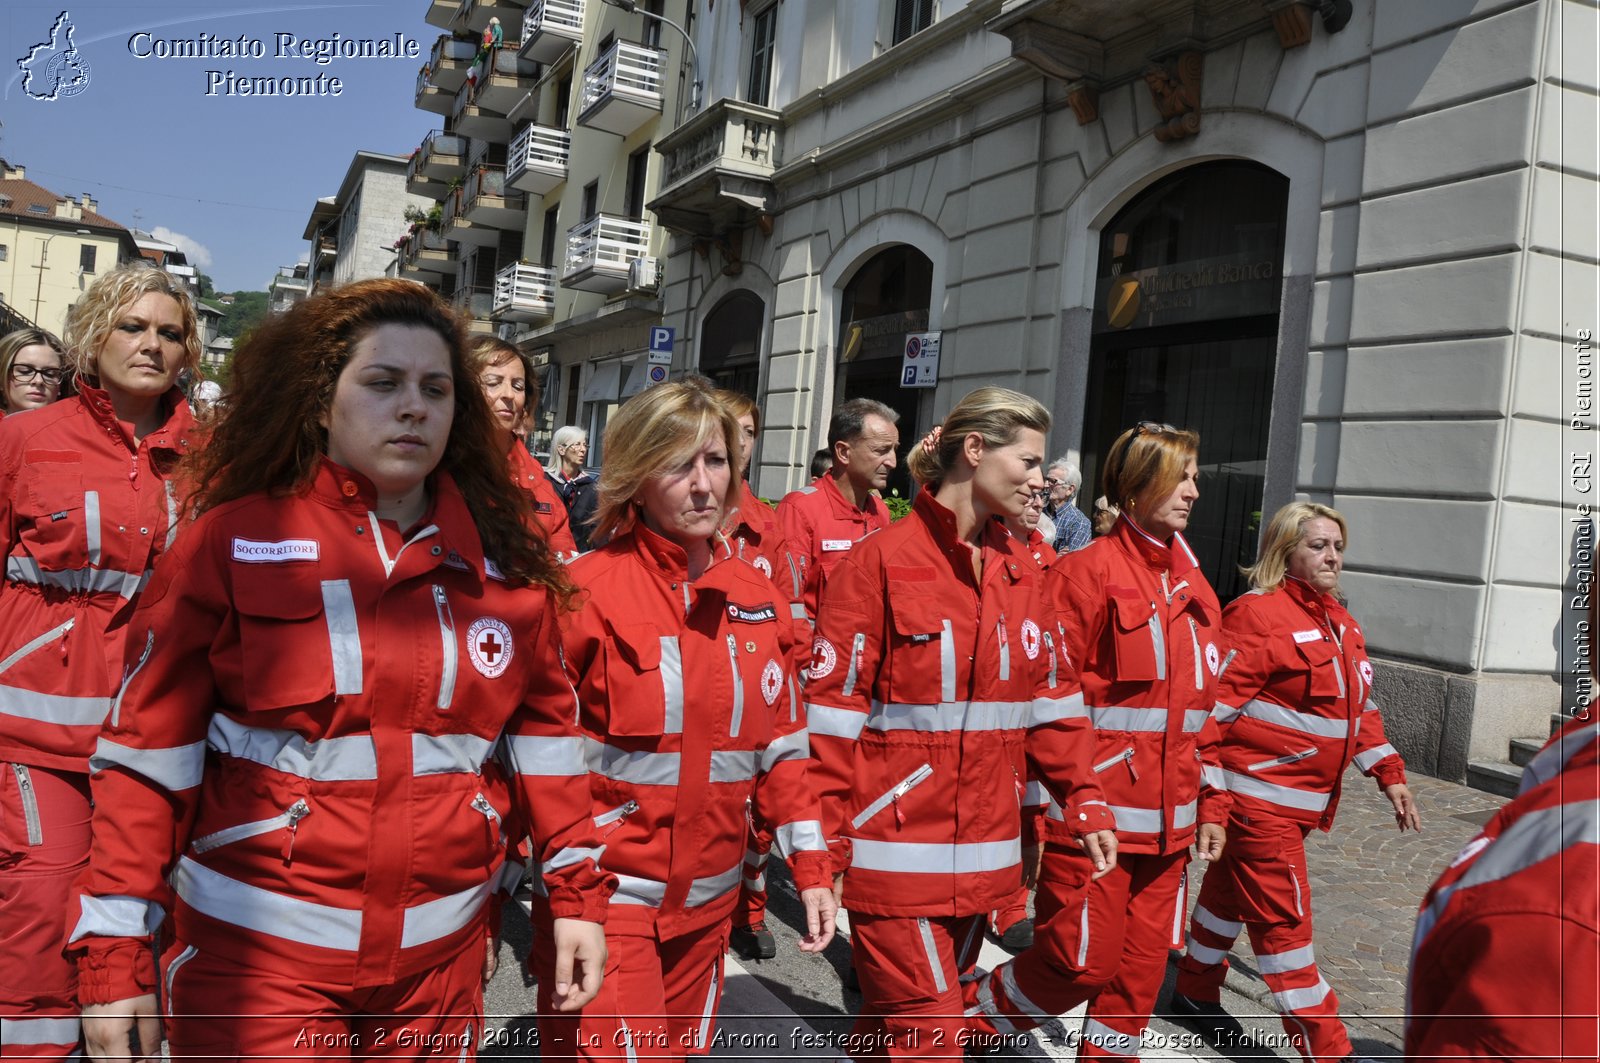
[729,921,776,960]
[1168,993,1244,1046]
[997,917,1033,953]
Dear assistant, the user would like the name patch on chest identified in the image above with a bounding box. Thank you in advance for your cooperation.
[534,501,553,514]
[232,537,320,563]
[727,602,777,624]
[821,539,854,552]
[1292,629,1323,644]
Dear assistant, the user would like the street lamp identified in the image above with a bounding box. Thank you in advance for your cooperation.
[33,227,91,326]
[599,0,700,118]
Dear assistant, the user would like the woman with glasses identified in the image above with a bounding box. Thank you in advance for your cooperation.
[0,327,69,415]
[546,425,599,552]
[0,265,200,1060]
[968,422,1229,1062]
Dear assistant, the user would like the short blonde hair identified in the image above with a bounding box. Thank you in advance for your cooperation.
[1101,422,1200,515]
[63,263,201,381]
[593,377,745,544]
[907,386,1050,488]
[1242,501,1349,593]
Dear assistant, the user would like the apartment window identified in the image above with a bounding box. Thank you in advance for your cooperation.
[747,4,777,106]
[0,244,8,262]
[555,74,573,127]
[582,181,599,221]
[642,0,664,48]
[624,147,650,220]
[79,244,96,273]
[892,0,934,44]
[541,204,560,267]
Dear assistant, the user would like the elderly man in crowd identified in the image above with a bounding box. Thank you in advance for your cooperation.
[1044,456,1092,554]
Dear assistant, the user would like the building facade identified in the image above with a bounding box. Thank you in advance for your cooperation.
[647,0,1597,785]
[303,151,437,295]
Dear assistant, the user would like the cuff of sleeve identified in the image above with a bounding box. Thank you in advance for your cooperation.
[786,851,833,894]
[827,836,852,878]
[1064,803,1116,835]
[545,874,615,925]
[1375,764,1407,788]
[76,939,157,1007]
[1199,789,1233,825]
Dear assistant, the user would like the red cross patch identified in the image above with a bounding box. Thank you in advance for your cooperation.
[467,617,514,678]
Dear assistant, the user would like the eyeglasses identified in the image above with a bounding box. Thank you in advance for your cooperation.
[1042,478,1061,490]
[1134,420,1177,436]
[9,364,65,385]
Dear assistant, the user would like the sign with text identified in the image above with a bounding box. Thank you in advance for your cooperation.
[647,326,675,365]
[901,331,941,388]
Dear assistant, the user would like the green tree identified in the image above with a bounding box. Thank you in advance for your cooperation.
[219,291,269,340]
[196,272,216,299]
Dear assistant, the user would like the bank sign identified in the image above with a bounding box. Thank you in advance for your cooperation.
[1095,252,1280,332]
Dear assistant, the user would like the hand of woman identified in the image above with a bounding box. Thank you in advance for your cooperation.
[1078,829,1119,880]
[82,995,160,1061]
[548,918,607,1012]
[1384,782,1422,832]
[797,886,838,953]
[483,932,500,987]
[1194,822,1226,862]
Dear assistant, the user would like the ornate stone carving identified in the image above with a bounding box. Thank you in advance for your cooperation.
[1144,51,1202,142]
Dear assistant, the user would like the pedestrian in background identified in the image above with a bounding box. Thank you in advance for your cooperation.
[1044,457,1092,554]
[0,327,69,417]
[69,278,609,1061]
[809,447,834,481]
[969,422,1228,1062]
[1091,495,1120,538]
[546,378,834,1060]
[1172,502,1416,1063]
[547,424,599,552]
[0,264,199,1062]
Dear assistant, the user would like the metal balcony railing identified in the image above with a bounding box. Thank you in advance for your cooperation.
[493,261,556,321]
[508,124,570,194]
[564,213,651,280]
[407,130,467,187]
[578,40,663,134]
[521,0,584,64]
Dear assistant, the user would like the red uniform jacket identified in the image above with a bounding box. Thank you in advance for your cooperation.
[0,384,195,771]
[560,524,831,940]
[1406,716,1600,1061]
[508,440,579,559]
[807,490,1112,919]
[1212,576,1405,829]
[1045,516,1228,855]
[68,461,610,1001]
[776,474,891,628]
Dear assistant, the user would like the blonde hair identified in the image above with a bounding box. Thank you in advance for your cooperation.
[1242,501,1349,593]
[907,386,1050,488]
[716,388,760,436]
[546,425,588,476]
[62,263,202,382]
[592,377,745,544]
[1101,422,1200,515]
[0,328,66,410]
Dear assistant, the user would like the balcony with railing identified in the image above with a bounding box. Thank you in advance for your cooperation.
[455,0,525,34]
[493,261,556,322]
[425,0,461,30]
[521,0,585,65]
[452,285,497,334]
[406,130,468,196]
[398,228,456,279]
[474,45,539,114]
[651,99,782,236]
[563,213,652,294]
[314,235,338,264]
[415,35,478,113]
[441,187,501,248]
[507,123,570,196]
[461,165,527,229]
[577,40,663,137]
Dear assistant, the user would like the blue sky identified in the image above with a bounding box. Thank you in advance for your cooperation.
[3,3,441,291]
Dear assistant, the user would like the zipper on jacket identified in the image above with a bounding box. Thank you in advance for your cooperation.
[1188,617,1203,691]
[851,763,934,830]
[11,764,43,846]
[841,632,866,698]
[1092,746,1139,782]
[1044,630,1058,688]
[163,943,198,1010]
[996,615,1010,682]
[472,792,503,846]
[593,798,639,836]
[432,585,457,710]
[0,618,74,676]
[1218,648,1237,679]
[191,799,311,862]
[725,634,745,737]
[111,628,155,728]
[1247,747,1319,772]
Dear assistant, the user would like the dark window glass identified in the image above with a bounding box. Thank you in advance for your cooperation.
[541,204,560,268]
[747,5,777,106]
[892,0,934,44]
[582,181,599,221]
[79,244,96,273]
[624,148,650,220]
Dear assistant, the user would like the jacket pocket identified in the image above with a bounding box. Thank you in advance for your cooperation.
[593,798,640,836]
[1108,595,1162,682]
[9,763,44,846]
[602,622,676,736]
[851,763,933,830]
[17,460,87,565]
[0,618,74,677]
[1246,747,1319,772]
[887,590,955,704]
[1092,746,1139,782]
[1293,637,1343,701]
[190,798,312,863]
[233,569,337,710]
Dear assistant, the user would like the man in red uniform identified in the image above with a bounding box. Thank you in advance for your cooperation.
[777,398,898,630]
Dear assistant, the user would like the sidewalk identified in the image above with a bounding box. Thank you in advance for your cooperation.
[1185,765,1506,1056]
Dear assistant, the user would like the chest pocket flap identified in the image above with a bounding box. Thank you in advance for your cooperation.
[886,587,954,704]
[232,566,336,710]
[602,622,673,736]
[1108,593,1161,682]
[1293,636,1343,700]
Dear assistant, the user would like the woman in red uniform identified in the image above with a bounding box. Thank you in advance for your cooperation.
[969,422,1229,1061]
[543,377,835,1061]
[0,265,199,1061]
[1173,502,1417,1062]
[0,327,69,416]
[470,335,579,558]
[69,279,610,1060]
[807,387,1115,1060]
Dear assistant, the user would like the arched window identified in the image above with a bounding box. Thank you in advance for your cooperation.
[699,290,765,399]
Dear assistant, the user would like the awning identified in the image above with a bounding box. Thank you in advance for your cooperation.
[579,361,622,403]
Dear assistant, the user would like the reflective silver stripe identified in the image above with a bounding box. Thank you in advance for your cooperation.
[694,962,719,1051]
[497,858,529,893]
[1189,617,1203,691]
[1082,1018,1138,1058]
[789,602,808,621]
[432,585,456,710]
[725,635,744,738]
[842,632,865,697]
[852,764,933,829]
[849,836,1020,875]
[1222,770,1331,812]
[1213,700,1241,724]
[84,490,102,565]
[0,1016,81,1046]
[1184,935,1229,966]
[996,620,1010,683]
[0,686,107,726]
[172,855,362,949]
[918,917,947,994]
[867,699,1031,733]
[760,727,810,771]
[400,877,494,947]
[207,714,378,781]
[1273,977,1332,1013]
[1173,799,1198,828]
[775,819,826,856]
[165,943,198,1006]
[709,749,759,783]
[1183,709,1211,732]
[1257,943,1317,975]
[542,845,604,875]
[1032,690,1087,725]
[1077,897,1091,967]
[807,702,867,740]
[0,618,75,675]
[660,636,685,734]
[1022,780,1049,806]
[586,740,680,786]
[413,733,494,775]
[164,481,180,549]
[686,862,742,906]
[1353,743,1398,773]
[1148,614,1166,681]
[1520,721,1600,793]
[1090,706,1167,732]
[1218,648,1238,678]
[505,734,587,776]
[111,628,152,727]
[69,894,165,943]
[1241,699,1349,739]
[1000,962,1052,1024]
[1107,804,1163,833]
[612,873,668,906]
[1200,764,1228,791]
[321,579,364,696]
[90,737,205,790]
[4,558,149,595]
[1192,904,1242,938]
[939,620,956,703]
[1044,630,1058,687]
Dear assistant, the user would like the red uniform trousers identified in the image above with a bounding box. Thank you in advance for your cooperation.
[733,812,773,926]
[533,923,729,1062]
[967,847,1188,1060]
[991,885,1030,938]
[848,913,987,1061]
[1175,816,1351,1063]
[161,933,483,1060]
[0,765,91,1060]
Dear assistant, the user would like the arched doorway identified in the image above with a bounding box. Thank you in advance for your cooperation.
[700,289,765,399]
[1082,161,1289,601]
[837,245,933,501]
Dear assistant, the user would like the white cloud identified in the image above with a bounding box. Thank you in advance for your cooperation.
[150,226,213,271]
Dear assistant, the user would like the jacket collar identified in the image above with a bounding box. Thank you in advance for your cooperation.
[819,470,886,520]
[626,520,721,584]
[913,489,1027,586]
[77,380,194,455]
[307,456,486,576]
[1112,513,1200,576]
